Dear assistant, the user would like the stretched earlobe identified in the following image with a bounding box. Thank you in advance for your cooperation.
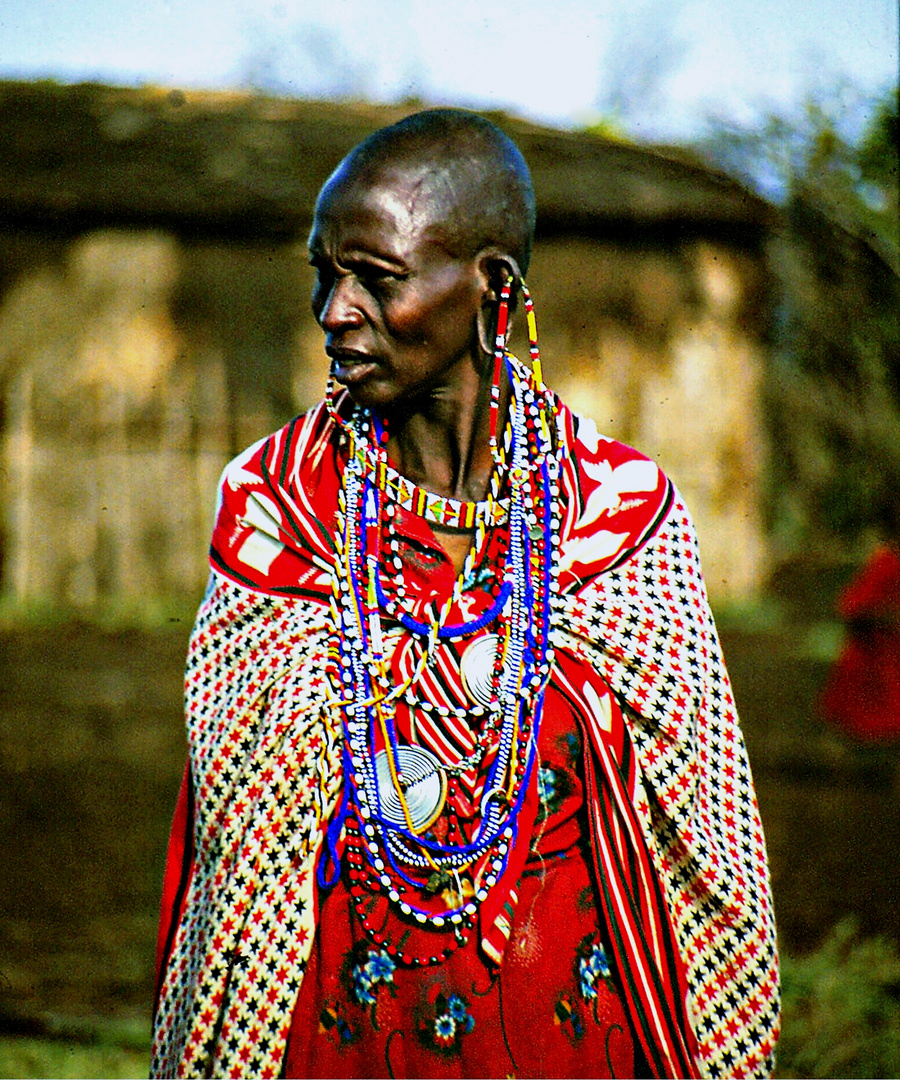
[477,251,522,355]
[477,301,494,355]
[477,268,518,355]
[477,250,522,302]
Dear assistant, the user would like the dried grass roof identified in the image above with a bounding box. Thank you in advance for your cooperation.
[0,81,773,237]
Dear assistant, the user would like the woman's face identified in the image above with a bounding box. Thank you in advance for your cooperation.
[308,166,486,413]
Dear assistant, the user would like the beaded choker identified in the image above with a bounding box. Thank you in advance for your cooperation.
[321,278,565,968]
[372,458,510,530]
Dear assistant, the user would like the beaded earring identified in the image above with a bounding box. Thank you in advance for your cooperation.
[519,279,554,454]
[325,374,356,436]
[488,276,514,465]
[489,275,551,464]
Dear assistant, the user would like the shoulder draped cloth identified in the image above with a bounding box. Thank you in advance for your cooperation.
[151,399,780,1079]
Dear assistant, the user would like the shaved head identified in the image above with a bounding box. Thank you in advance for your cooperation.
[317,109,536,276]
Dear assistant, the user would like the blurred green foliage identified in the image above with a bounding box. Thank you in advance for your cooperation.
[857,90,899,202]
[777,920,900,1079]
[696,83,900,554]
[697,84,898,265]
[583,81,899,555]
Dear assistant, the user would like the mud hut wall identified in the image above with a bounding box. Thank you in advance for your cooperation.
[526,234,769,601]
[0,227,321,608]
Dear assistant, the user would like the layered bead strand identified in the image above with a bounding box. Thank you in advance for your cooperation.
[324,294,564,966]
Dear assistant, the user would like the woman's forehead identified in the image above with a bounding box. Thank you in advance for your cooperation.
[311,164,459,256]
[321,157,454,217]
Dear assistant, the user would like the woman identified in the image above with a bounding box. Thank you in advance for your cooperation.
[151,109,779,1079]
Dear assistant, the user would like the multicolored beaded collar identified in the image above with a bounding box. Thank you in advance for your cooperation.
[372,457,510,530]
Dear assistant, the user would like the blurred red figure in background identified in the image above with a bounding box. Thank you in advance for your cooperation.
[820,544,900,743]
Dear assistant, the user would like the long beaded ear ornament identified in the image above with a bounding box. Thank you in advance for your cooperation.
[321,278,565,967]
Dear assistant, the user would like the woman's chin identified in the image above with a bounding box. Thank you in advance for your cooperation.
[338,379,396,414]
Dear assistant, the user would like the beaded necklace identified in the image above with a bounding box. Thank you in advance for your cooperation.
[373,458,510,530]
[322,279,565,967]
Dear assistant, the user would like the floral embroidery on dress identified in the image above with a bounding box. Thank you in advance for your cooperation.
[578,936,612,1001]
[554,993,585,1041]
[318,1001,357,1048]
[555,935,616,1044]
[536,764,571,820]
[345,945,397,1027]
[562,729,581,764]
[419,990,476,1055]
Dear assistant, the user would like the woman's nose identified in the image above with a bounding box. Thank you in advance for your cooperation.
[318,275,365,332]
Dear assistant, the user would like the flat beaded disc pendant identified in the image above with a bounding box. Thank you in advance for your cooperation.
[374,746,447,835]
[460,633,502,708]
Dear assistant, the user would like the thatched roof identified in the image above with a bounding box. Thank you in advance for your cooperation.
[0,81,772,238]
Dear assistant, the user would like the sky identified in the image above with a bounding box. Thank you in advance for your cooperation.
[0,0,896,142]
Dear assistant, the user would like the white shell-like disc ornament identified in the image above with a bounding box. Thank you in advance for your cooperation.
[460,632,503,708]
[374,745,447,834]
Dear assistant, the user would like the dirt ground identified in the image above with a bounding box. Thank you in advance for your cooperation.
[1,616,898,1033]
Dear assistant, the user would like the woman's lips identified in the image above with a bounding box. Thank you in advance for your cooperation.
[328,350,379,385]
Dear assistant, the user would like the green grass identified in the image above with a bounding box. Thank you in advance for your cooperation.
[711,594,791,633]
[0,1039,148,1080]
[777,920,900,1079]
[0,1017,150,1080]
[0,594,198,632]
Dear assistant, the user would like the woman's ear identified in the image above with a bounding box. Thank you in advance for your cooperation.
[476,251,522,354]
[478,251,522,302]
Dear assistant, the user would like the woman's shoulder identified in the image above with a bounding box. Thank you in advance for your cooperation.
[555,401,672,519]
[554,402,675,584]
[205,398,342,595]
[556,401,663,477]
[219,398,341,494]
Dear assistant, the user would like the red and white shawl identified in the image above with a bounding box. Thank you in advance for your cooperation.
[151,398,779,1079]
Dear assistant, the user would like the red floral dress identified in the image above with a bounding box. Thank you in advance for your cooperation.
[285,690,639,1079]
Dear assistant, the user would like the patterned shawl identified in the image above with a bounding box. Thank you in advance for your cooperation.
[151,397,779,1079]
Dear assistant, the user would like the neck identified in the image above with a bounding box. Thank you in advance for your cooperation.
[383,363,510,504]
